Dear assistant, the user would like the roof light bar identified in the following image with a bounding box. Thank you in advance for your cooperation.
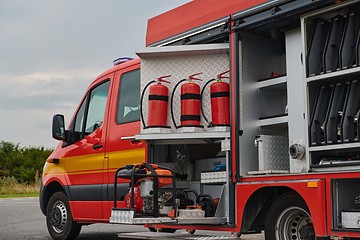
[113,57,133,66]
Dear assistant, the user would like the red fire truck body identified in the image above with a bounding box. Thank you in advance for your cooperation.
[41,0,360,239]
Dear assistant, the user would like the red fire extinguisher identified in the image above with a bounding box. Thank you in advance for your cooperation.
[140,75,171,129]
[201,70,230,127]
[171,73,203,128]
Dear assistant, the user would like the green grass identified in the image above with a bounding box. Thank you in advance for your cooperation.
[0,177,40,198]
[0,193,39,198]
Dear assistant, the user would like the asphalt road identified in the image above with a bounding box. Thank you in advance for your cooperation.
[0,197,263,240]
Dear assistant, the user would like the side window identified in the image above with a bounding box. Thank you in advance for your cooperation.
[71,80,110,142]
[116,69,140,124]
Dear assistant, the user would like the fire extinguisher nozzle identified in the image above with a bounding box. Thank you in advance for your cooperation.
[217,70,230,80]
[157,75,172,84]
[189,72,203,81]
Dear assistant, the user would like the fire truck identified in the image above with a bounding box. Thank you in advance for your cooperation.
[41,0,360,239]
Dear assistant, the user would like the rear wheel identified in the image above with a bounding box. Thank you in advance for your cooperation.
[46,192,82,240]
[265,193,315,240]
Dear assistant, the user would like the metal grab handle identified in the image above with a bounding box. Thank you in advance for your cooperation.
[92,144,102,150]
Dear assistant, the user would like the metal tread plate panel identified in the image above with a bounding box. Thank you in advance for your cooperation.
[257,135,289,171]
[139,44,230,135]
[342,210,360,229]
[118,231,243,240]
[110,210,227,225]
[201,171,227,183]
[110,210,176,225]
[176,217,227,225]
[248,170,289,175]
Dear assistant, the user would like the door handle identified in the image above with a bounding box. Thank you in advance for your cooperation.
[120,136,142,145]
[131,139,142,145]
[121,136,136,140]
[92,143,103,150]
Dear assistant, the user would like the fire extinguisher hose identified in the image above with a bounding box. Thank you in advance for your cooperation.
[170,79,187,129]
[140,80,156,128]
[200,78,216,127]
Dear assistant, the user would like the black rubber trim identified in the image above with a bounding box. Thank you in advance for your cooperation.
[178,125,204,128]
[181,93,201,100]
[39,181,46,215]
[181,115,201,121]
[211,91,230,98]
[149,95,169,102]
[143,125,171,129]
[208,124,230,127]
[69,184,102,201]
[106,183,130,201]
[68,183,128,201]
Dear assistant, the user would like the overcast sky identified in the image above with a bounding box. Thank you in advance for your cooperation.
[0,0,189,148]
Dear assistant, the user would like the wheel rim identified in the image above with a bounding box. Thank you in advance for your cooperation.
[50,200,68,233]
[275,206,314,240]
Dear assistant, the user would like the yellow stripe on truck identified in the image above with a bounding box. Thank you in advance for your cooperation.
[108,148,145,169]
[44,148,145,175]
[65,153,104,173]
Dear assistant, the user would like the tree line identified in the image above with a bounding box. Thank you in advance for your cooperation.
[0,141,52,183]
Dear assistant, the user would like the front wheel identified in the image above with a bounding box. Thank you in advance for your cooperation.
[265,193,315,240]
[46,192,82,240]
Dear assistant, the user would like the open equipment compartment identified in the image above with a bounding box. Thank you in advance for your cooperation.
[332,178,360,230]
[240,30,291,175]
[110,43,232,226]
[304,1,360,170]
[305,3,360,77]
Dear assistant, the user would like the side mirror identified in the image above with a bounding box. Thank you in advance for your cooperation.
[52,114,66,141]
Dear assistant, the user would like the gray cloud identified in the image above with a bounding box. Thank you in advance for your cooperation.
[0,0,190,147]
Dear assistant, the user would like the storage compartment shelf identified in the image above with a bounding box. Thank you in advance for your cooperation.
[135,132,230,144]
[259,115,288,127]
[258,75,287,90]
[309,142,360,152]
[307,66,360,83]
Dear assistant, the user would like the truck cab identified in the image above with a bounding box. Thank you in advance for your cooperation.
[41,1,360,240]
[40,58,144,239]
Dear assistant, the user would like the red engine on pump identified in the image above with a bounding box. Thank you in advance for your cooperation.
[124,184,143,213]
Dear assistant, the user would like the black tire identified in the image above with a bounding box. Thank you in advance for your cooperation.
[46,192,82,240]
[265,192,315,240]
[158,228,177,233]
[148,227,176,233]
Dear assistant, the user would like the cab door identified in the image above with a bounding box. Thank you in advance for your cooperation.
[104,63,146,218]
[63,73,113,221]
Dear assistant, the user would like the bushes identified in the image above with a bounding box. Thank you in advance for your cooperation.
[0,141,52,184]
[0,176,40,195]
